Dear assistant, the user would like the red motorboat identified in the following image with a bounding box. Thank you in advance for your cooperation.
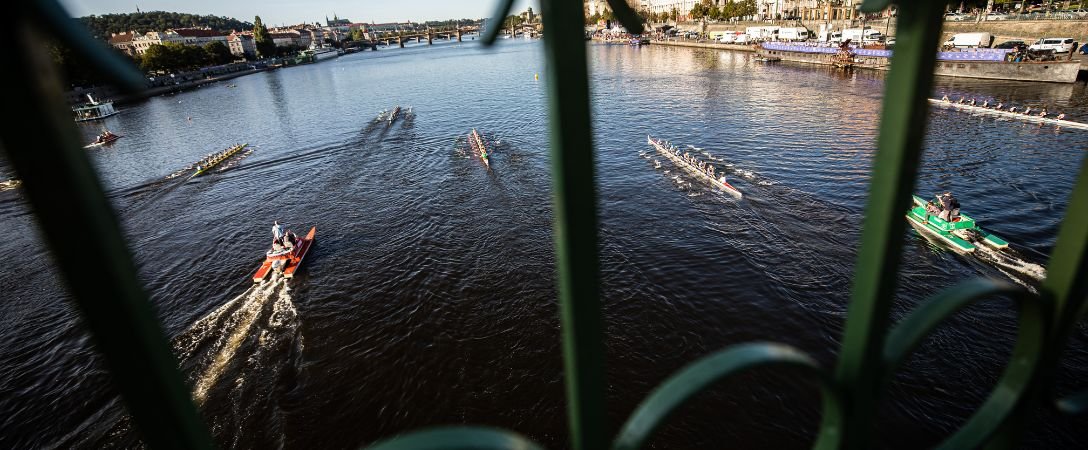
[252,226,316,282]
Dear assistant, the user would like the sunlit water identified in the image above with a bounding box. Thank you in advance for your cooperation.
[1,40,1086,448]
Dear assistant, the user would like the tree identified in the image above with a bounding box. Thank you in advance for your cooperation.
[669,7,679,21]
[78,11,252,40]
[253,15,275,58]
[738,0,758,19]
[350,28,367,41]
[709,6,721,21]
[204,41,233,65]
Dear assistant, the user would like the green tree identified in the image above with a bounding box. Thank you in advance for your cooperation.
[709,5,721,21]
[350,28,367,41]
[204,41,233,65]
[78,11,252,40]
[140,42,209,72]
[738,0,758,18]
[669,7,679,21]
[253,16,275,58]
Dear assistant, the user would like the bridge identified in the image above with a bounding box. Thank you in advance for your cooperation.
[369,28,482,49]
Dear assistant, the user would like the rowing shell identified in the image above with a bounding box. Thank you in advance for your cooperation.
[192,143,248,177]
[648,136,742,198]
[929,99,1088,131]
[469,129,490,168]
[84,134,122,148]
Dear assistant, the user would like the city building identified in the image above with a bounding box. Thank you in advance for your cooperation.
[108,31,136,56]
[227,32,256,58]
[131,31,184,55]
[172,28,229,46]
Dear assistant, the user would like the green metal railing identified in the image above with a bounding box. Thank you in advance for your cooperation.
[4,0,1084,448]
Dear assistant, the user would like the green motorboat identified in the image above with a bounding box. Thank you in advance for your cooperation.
[905,194,1008,253]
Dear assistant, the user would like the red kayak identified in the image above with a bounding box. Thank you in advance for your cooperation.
[252,226,316,282]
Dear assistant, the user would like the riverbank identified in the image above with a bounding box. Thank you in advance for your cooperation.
[593,36,755,53]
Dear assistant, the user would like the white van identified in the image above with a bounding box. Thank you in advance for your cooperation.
[1029,37,1076,53]
[734,34,753,44]
[745,27,764,40]
[842,28,884,44]
[778,27,810,42]
[944,32,994,48]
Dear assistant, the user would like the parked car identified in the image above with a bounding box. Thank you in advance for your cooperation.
[994,40,1025,49]
[1029,37,1076,53]
[985,12,1009,20]
[1064,9,1088,18]
[944,12,968,21]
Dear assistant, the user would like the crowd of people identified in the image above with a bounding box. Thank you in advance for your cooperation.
[941,95,1067,120]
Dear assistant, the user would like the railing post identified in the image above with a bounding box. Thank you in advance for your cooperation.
[1,6,213,449]
[540,0,607,448]
[820,1,945,448]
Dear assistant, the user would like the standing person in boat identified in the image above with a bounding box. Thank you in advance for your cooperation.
[937,192,960,222]
[272,221,285,246]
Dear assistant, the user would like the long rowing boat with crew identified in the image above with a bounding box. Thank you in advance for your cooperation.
[389,106,401,124]
[647,136,742,198]
[192,143,248,177]
[469,129,490,168]
[929,99,1088,131]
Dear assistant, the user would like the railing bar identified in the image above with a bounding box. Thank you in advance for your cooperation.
[541,0,608,448]
[827,1,946,448]
[2,15,213,450]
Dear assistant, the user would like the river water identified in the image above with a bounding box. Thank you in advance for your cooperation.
[1,39,1086,448]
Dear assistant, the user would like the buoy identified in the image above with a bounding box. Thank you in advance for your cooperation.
[534,73,539,81]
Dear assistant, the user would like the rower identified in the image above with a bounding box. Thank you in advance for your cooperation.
[1038,109,1048,118]
[969,99,976,106]
[995,102,1003,110]
[981,100,989,108]
[1023,107,1032,115]
[941,95,950,102]
[1056,113,1066,120]
[1008,106,1017,113]
[957,97,965,104]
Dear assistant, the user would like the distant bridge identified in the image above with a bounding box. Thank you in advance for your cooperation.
[367,28,482,49]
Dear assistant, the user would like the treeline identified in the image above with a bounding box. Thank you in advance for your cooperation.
[79,11,252,39]
[139,42,236,73]
[586,0,758,25]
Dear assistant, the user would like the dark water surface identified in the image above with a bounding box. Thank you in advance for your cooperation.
[2,40,1086,448]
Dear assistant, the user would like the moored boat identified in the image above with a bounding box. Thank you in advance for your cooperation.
[191,143,248,177]
[756,42,1080,83]
[253,226,316,282]
[905,194,1008,253]
[928,99,1088,131]
[647,136,741,198]
[469,128,490,168]
[72,94,119,122]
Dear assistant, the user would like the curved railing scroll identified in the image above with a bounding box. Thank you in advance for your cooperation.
[4,0,1085,449]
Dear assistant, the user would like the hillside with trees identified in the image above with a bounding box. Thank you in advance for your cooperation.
[79,11,252,39]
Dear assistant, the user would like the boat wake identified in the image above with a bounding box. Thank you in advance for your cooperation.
[0,179,21,192]
[68,279,303,446]
[974,245,1047,284]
